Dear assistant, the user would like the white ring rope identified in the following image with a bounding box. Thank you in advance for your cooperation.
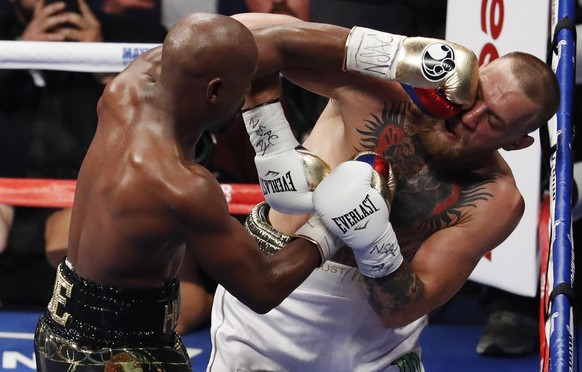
[0,41,160,72]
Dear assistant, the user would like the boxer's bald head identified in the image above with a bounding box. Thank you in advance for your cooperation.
[161,12,257,81]
[159,12,258,130]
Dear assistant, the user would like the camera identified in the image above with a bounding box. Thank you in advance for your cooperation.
[44,0,80,14]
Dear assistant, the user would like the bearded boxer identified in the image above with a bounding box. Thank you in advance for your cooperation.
[206,13,560,371]
[32,13,344,372]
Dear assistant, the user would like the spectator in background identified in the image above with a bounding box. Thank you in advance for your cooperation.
[0,205,14,254]
[161,0,217,30]
[91,0,218,30]
[99,0,156,14]
[89,0,160,24]
[217,0,246,16]
[310,0,447,37]
[245,0,309,20]
[0,0,166,309]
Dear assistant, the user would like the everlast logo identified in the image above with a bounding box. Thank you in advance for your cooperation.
[260,171,297,195]
[332,194,379,234]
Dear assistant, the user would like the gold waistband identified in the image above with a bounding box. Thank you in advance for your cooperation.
[244,202,294,256]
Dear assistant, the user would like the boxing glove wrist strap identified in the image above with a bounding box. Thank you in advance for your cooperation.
[355,221,403,278]
[244,202,293,256]
[343,26,406,81]
[242,100,299,156]
[295,215,343,265]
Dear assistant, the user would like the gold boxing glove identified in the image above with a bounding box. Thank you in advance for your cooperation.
[343,26,479,115]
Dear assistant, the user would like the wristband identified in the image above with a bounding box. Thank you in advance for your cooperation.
[343,26,406,80]
[242,100,299,156]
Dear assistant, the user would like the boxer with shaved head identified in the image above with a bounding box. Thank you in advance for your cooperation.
[33,12,341,372]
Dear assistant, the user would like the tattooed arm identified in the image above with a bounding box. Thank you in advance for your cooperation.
[363,171,525,328]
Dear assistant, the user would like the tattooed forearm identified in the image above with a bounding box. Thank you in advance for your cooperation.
[363,262,425,318]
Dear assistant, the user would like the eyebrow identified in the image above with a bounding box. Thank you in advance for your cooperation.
[476,80,484,99]
[481,81,507,127]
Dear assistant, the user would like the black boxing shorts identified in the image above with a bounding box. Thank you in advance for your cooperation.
[34,260,191,371]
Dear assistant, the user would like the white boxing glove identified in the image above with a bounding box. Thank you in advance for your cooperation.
[343,26,479,117]
[243,100,330,214]
[313,153,402,278]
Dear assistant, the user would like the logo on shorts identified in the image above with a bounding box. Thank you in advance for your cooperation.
[48,266,74,327]
[421,43,455,82]
[391,351,422,371]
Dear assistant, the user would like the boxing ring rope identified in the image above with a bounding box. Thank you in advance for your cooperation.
[540,0,577,370]
[0,41,159,72]
[0,40,265,215]
[0,178,264,215]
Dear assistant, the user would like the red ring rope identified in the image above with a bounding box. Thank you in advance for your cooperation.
[0,178,264,215]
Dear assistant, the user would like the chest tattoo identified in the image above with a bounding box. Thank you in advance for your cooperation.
[353,103,494,234]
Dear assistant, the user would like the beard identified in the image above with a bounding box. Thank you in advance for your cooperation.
[415,119,495,173]
[421,132,461,164]
[413,117,487,173]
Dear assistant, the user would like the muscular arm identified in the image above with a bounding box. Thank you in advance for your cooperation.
[363,180,525,328]
[234,13,352,99]
[181,167,321,314]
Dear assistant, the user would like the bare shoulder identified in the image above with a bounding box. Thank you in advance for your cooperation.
[459,167,525,248]
[166,163,231,231]
[102,47,162,98]
[98,47,162,117]
[484,153,525,216]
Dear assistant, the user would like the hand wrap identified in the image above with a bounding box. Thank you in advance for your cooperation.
[243,100,331,214]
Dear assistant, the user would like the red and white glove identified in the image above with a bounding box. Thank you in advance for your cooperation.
[243,100,330,214]
[313,153,402,278]
[343,26,479,118]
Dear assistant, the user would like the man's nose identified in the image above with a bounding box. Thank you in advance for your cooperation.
[461,101,486,129]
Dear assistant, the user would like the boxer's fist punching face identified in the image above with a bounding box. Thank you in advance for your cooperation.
[417,56,540,167]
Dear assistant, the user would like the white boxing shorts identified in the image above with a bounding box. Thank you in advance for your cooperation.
[207,260,427,372]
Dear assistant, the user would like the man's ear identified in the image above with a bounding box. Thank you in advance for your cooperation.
[502,134,535,151]
[206,78,223,104]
